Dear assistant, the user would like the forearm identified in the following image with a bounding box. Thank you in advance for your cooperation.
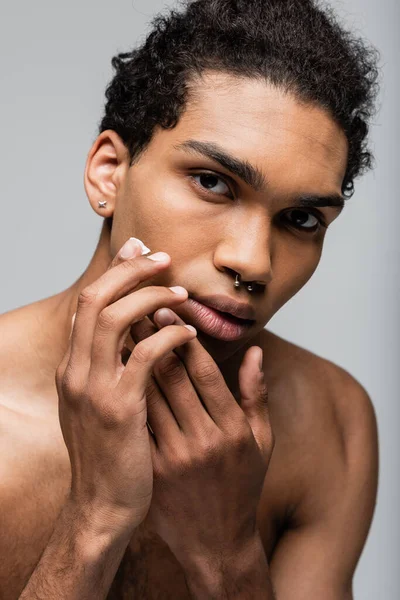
[19,500,133,600]
[183,533,276,600]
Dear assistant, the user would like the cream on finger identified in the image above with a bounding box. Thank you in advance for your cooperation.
[129,237,151,256]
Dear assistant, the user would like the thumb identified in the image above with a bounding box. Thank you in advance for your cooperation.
[238,347,272,459]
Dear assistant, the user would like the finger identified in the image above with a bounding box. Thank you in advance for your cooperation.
[131,312,212,437]
[107,237,151,272]
[238,346,272,460]
[115,323,197,412]
[68,245,170,373]
[89,285,188,382]
[70,240,144,367]
[93,238,150,374]
[128,315,179,442]
[152,309,245,430]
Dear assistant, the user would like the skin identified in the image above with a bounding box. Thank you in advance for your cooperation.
[0,72,378,599]
[13,71,348,395]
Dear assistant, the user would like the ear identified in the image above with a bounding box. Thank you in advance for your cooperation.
[84,130,131,217]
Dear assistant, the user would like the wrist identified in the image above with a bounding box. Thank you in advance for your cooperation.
[183,532,269,592]
[62,496,137,557]
[184,530,266,573]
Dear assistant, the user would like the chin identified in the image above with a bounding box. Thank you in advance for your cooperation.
[195,329,251,362]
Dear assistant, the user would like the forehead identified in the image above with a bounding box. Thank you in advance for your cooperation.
[158,71,348,193]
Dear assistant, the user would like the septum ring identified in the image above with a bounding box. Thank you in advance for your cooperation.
[234,274,254,292]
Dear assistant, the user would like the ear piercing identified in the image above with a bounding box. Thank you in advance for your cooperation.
[98,201,107,208]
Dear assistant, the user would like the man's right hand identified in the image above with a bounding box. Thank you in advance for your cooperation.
[55,238,197,539]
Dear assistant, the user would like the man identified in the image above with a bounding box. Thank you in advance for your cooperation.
[0,0,379,598]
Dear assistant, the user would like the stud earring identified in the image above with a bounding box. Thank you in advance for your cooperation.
[98,200,107,209]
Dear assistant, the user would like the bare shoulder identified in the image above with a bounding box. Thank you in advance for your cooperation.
[0,308,71,598]
[261,327,378,435]
[0,404,70,598]
[261,328,379,528]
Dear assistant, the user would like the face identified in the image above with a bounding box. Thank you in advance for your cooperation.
[89,71,348,363]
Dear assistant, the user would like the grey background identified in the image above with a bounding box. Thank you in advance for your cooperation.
[0,0,398,597]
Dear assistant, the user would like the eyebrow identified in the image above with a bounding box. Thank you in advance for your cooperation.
[174,139,345,214]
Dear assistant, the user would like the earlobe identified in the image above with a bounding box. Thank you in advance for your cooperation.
[84,130,130,216]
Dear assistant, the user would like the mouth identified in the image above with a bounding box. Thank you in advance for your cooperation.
[180,297,255,342]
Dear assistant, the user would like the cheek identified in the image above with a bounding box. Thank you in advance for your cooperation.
[129,173,222,252]
[270,248,322,312]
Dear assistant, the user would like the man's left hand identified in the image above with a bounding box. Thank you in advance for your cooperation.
[129,306,274,569]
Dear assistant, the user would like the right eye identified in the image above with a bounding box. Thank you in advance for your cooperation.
[190,172,233,198]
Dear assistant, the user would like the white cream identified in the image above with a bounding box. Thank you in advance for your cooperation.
[129,237,151,256]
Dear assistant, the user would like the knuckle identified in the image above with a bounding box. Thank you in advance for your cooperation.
[132,341,152,365]
[192,361,221,386]
[58,364,83,400]
[97,403,127,430]
[172,450,191,474]
[78,285,101,309]
[97,308,118,332]
[231,431,250,452]
[195,432,220,463]
[156,354,185,382]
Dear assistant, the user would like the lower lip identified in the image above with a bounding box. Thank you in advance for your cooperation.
[184,298,253,341]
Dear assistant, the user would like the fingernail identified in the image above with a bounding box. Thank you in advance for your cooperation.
[119,238,139,259]
[129,237,151,256]
[169,286,187,295]
[147,252,170,262]
[184,325,197,334]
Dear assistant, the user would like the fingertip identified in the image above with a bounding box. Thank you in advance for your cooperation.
[184,325,197,335]
[153,308,176,327]
[109,238,150,269]
[119,238,146,260]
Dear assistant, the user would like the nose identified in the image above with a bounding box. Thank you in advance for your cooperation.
[214,232,274,288]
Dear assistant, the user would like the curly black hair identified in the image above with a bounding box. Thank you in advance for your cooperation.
[99,0,380,199]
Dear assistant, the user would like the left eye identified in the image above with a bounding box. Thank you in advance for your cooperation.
[191,173,231,196]
[284,209,321,231]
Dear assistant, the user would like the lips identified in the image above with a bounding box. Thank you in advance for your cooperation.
[189,293,256,321]
[178,297,254,342]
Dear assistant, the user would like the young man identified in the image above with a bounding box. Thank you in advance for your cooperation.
[1,0,379,598]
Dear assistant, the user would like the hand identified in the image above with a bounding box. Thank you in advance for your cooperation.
[55,239,197,538]
[129,307,275,568]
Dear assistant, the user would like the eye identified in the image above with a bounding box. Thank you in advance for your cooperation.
[283,209,326,233]
[190,172,233,198]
